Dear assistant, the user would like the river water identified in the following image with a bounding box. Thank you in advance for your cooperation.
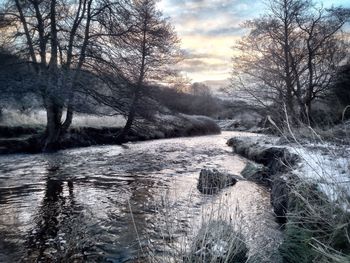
[0,132,282,262]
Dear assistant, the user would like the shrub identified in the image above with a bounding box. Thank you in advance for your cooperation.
[185,220,248,263]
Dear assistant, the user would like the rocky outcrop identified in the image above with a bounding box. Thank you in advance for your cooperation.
[197,168,238,195]
[228,136,299,223]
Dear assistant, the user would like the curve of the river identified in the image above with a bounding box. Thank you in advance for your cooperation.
[0,131,282,262]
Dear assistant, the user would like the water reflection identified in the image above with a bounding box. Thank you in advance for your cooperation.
[24,165,76,262]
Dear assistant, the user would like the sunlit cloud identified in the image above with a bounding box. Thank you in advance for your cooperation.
[158,0,264,84]
[159,0,350,84]
[176,35,241,82]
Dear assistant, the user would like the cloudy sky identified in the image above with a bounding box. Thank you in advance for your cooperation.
[158,0,350,85]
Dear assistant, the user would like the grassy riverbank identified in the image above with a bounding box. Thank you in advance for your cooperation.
[0,111,220,154]
[228,129,350,262]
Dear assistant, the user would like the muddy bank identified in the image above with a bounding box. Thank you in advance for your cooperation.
[0,114,220,154]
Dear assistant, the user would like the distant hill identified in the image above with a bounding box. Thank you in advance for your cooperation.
[201,79,230,92]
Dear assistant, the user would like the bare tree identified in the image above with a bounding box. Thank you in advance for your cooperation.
[0,0,133,150]
[232,2,296,122]
[113,0,180,141]
[295,5,350,122]
[0,0,94,149]
[189,82,212,97]
[231,0,349,125]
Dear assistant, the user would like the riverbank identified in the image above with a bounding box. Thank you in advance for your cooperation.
[227,134,350,262]
[0,113,220,154]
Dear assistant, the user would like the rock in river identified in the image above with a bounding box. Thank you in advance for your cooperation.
[197,168,238,194]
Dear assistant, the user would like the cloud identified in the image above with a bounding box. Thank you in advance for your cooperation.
[181,48,227,60]
[158,0,350,83]
[176,33,241,82]
[197,26,245,37]
[158,0,263,82]
[177,58,228,73]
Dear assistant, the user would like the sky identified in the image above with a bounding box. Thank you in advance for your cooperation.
[158,0,350,85]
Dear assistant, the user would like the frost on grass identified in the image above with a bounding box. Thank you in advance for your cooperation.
[230,134,350,205]
[0,109,126,128]
[288,144,350,204]
[0,109,47,126]
[185,220,248,263]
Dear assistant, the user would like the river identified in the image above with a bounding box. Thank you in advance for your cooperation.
[0,131,282,262]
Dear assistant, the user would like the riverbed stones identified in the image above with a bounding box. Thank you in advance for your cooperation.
[197,168,237,194]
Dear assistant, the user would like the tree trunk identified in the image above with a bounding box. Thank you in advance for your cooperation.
[61,0,91,134]
[117,3,148,143]
[43,97,63,151]
[62,102,74,132]
[0,106,3,122]
[305,101,312,126]
[283,22,295,122]
[117,96,137,142]
[42,0,62,152]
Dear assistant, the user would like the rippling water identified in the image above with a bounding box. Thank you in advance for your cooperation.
[0,132,282,262]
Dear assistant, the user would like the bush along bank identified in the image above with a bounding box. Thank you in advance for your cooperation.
[0,114,221,154]
[227,135,350,263]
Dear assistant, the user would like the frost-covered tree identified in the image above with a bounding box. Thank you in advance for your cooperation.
[114,0,180,140]
[231,0,350,125]
[0,0,132,150]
